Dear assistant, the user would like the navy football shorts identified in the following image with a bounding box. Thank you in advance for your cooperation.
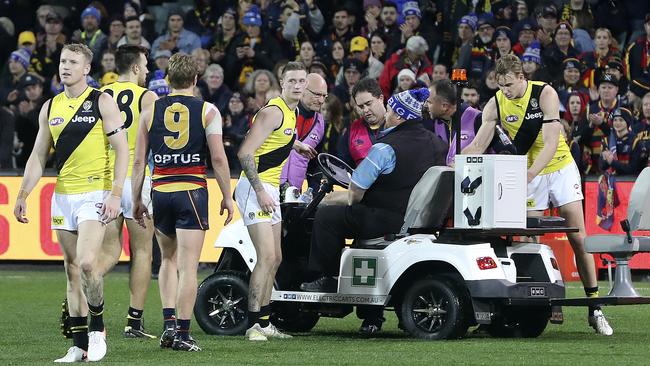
[152,188,209,235]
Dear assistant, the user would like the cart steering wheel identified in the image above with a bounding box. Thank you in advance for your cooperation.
[317,153,353,189]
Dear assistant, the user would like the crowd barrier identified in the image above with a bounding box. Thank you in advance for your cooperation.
[0,175,648,280]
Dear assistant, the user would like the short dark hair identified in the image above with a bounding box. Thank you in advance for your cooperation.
[115,45,148,74]
[281,61,307,78]
[432,79,457,104]
[351,78,383,99]
[124,16,140,24]
[462,81,479,92]
[383,1,398,10]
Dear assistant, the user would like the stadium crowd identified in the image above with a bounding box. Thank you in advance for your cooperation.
[0,0,649,178]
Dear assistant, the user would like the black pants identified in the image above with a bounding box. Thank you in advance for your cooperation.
[308,203,403,276]
[309,204,402,323]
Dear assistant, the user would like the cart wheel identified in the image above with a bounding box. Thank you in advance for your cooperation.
[194,271,249,335]
[400,278,470,340]
[487,306,549,338]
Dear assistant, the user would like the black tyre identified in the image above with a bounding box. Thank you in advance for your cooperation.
[487,306,549,338]
[194,271,249,335]
[400,278,470,340]
[270,303,320,332]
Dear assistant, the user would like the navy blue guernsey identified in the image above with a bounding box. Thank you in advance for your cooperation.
[148,94,208,192]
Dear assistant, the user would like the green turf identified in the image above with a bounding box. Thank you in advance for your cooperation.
[1,269,650,365]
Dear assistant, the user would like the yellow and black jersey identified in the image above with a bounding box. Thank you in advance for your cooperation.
[149,94,208,192]
[241,96,297,187]
[48,87,111,194]
[100,81,148,177]
[495,81,573,174]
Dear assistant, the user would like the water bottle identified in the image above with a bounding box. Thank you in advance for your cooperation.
[299,187,314,204]
[495,124,517,154]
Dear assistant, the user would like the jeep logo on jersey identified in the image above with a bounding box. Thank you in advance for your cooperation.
[352,257,377,287]
[82,101,93,112]
[70,115,96,123]
[284,128,293,136]
[505,115,518,123]
[525,112,543,120]
[49,117,64,126]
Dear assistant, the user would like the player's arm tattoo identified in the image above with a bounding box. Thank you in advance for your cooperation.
[239,153,264,193]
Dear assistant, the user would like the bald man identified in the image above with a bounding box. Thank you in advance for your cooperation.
[280,73,328,190]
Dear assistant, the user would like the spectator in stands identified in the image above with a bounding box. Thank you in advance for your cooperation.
[464,13,495,81]
[333,58,365,116]
[151,8,201,57]
[513,0,529,22]
[11,73,45,167]
[453,15,476,69]
[399,2,436,55]
[625,14,650,98]
[309,60,330,86]
[75,6,106,67]
[561,0,591,23]
[222,92,250,173]
[628,76,650,119]
[147,69,170,97]
[117,16,150,50]
[521,41,550,82]
[379,35,432,98]
[0,105,13,168]
[299,41,316,69]
[184,0,218,48]
[326,7,357,50]
[581,73,622,175]
[581,28,621,93]
[191,48,210,79]
[34,5,54,46]
[328,40,346,83]
[431,63,449,82]
[225,6,281,89]
[394,68,417,94]
[556,58,589,107]
[600,108,636,175]
[630,93,650,173]
[209,7,240,65]
[378,1,401,55]
[605,59,628,98]
[361,0,381,36]
[199,64,232,114]
[563,91,588,141]
[479,67,499,107]
[461,82,480,109]
[542,22,579,82]
[151,49,170,76]
[1,48,30,106]
[17,31,36,54]
[491,0,514,27]
[632,92,650,135]
[536,4,559,48]
[570,8,595,54]
[348,36,383,80]
[104,16,125,52]
[512,19,536,56]
[322,95,345,157]
[244,69,279,113]
[492,26,514,63]
[369,32,387,63]
[94,49,116,81]
[32,12,65,81]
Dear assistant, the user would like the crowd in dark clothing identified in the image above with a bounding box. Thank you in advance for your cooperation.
[0,0,649,178]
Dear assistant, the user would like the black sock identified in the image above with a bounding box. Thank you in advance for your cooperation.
[88,302,104,332]
[585,286,600,316]
[127,307,143,329]
[70,316,89,351]
[248,311,260,328]
[176,319,191,341]
[162,308,176,330]
[259,305,271,328]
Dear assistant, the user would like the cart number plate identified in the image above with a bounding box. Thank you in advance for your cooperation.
[529,287,546,297]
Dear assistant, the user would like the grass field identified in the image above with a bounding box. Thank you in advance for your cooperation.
[2,267,650,365]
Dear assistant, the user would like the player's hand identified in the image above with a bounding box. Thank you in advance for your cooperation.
[14,198,28,223]
[294,141,317,159]
[132,201,150,228]
[220,197,234,225]
[526,170,536,184]
[100,195,121,224]
[256,190,277,214]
